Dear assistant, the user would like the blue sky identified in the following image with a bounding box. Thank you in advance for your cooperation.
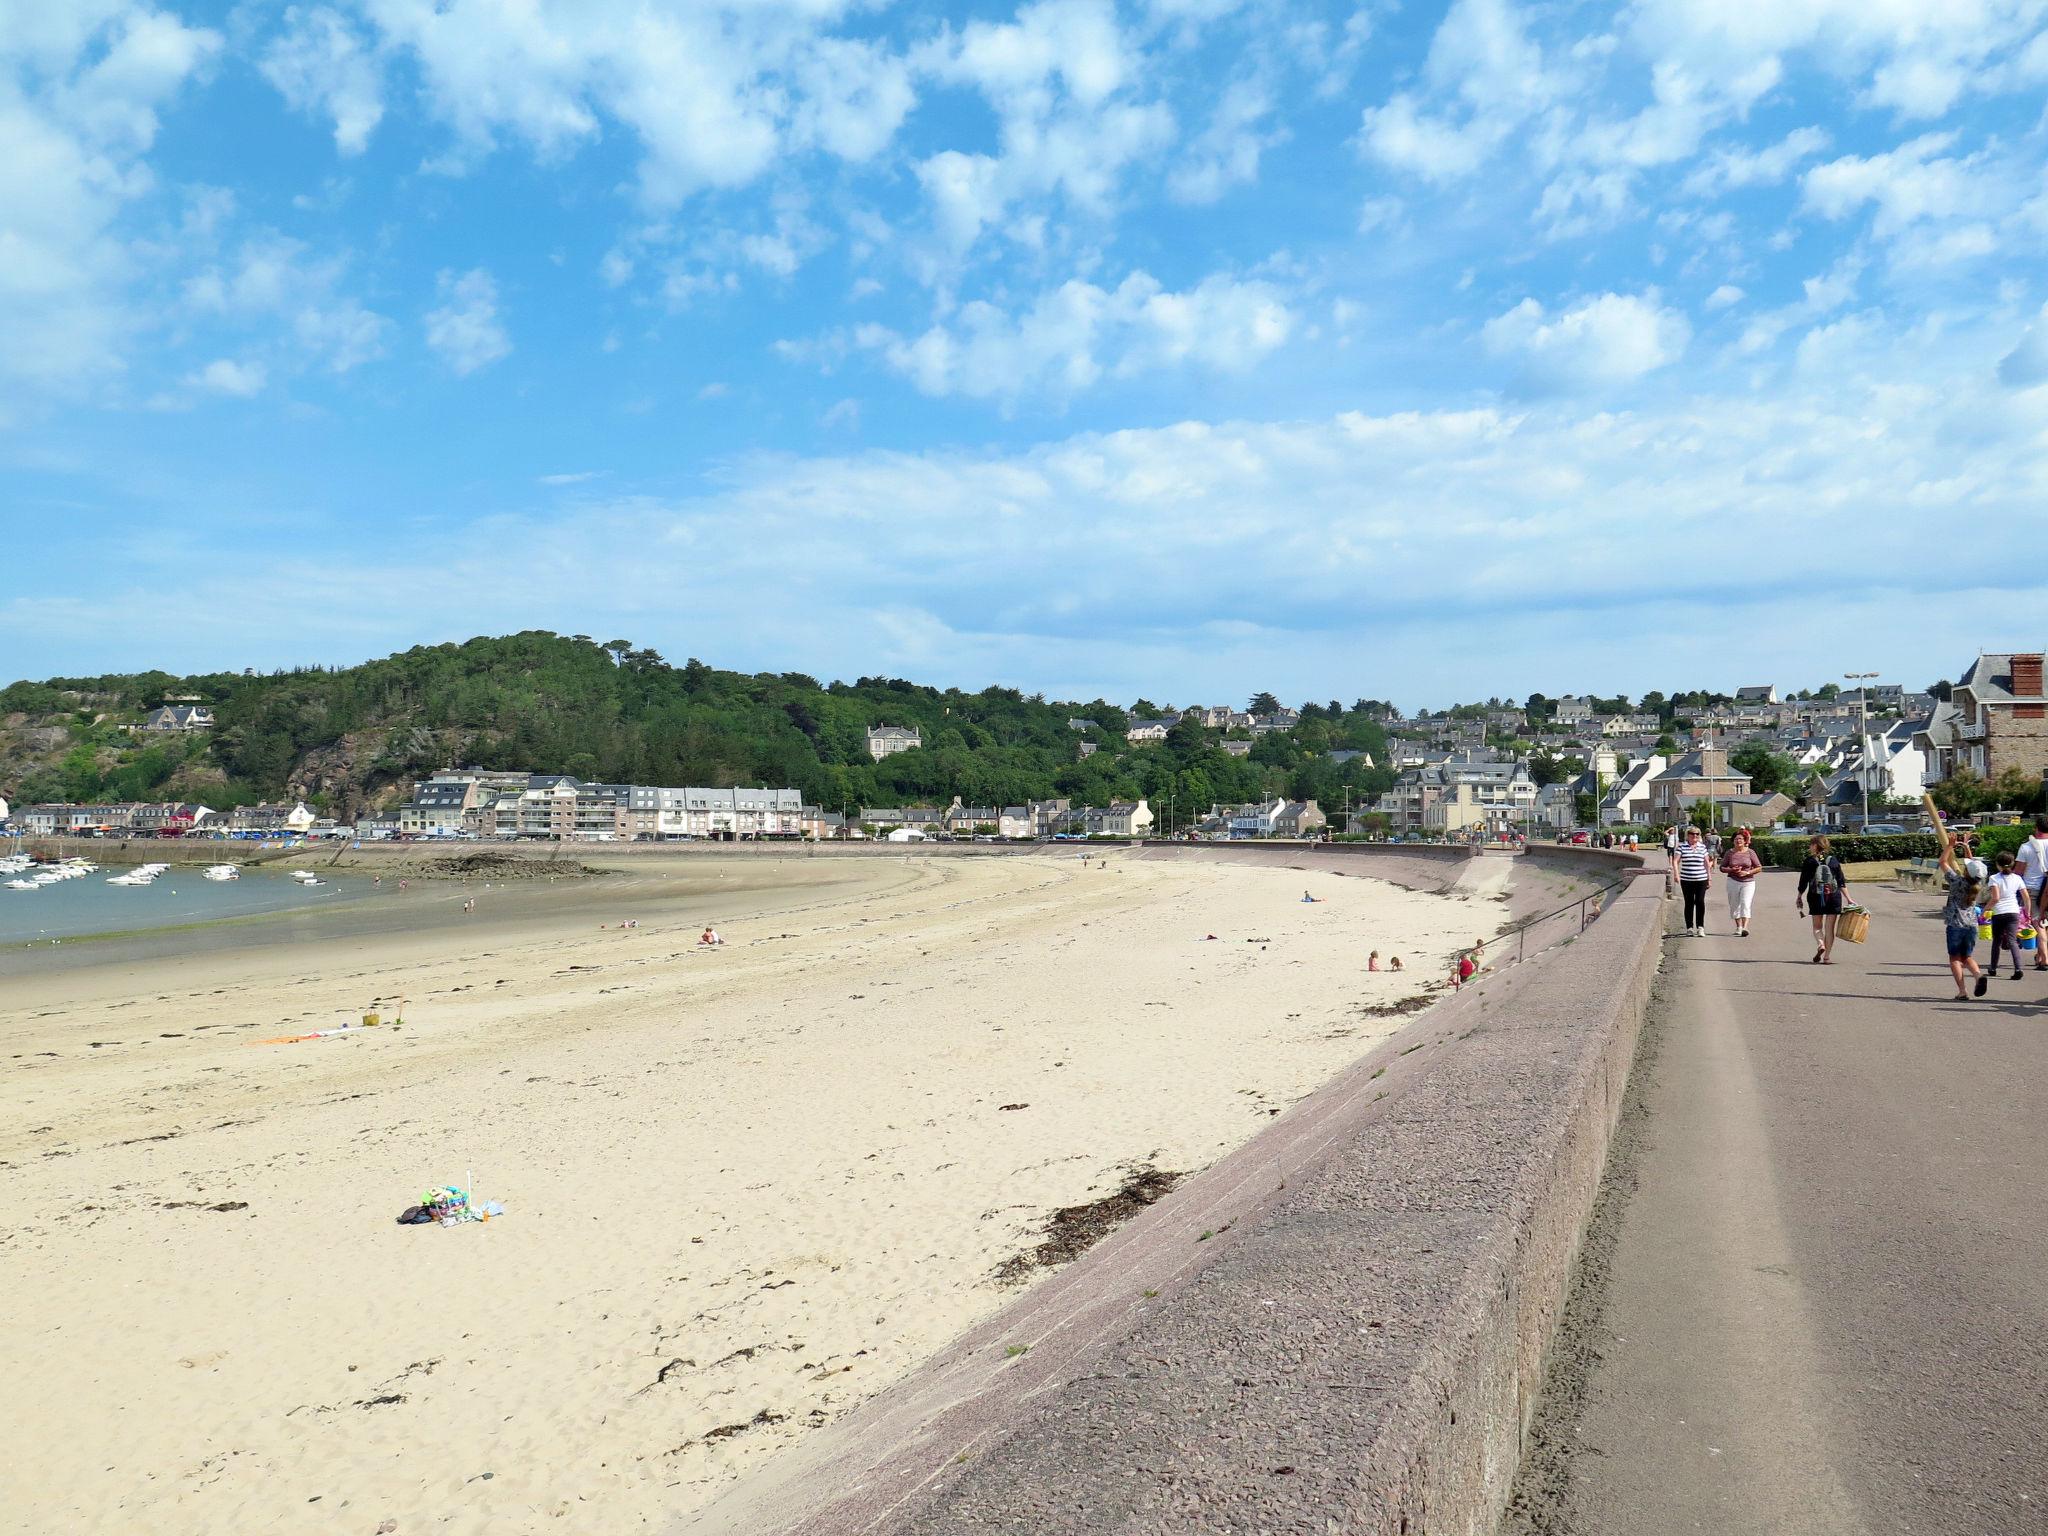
[6,0,2048,709]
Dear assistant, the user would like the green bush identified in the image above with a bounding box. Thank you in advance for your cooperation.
[1752,833,1941,868]
[1969,824,2030,859]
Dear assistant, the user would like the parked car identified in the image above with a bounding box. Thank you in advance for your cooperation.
[1570,830,1592,845]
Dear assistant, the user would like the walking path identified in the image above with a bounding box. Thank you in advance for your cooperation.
[1507,870,2048,1534]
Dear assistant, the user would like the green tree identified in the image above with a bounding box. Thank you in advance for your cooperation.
[1728,741,1795,796]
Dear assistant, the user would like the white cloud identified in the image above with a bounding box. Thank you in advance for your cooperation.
[352,0,919,210]
[1627,0,2048,117]
[423,267,510,375]
[49,342,2048,702]
[0,3,220,413]
[1360,0,1556,183]
[260,5,383,155]
[1682,125,1830,195]
[854,270,1293,400]
[183,232,388,373]
[1167,75,1282,203]
[1705,283,1743,310]
[910,0,1175,262]
[789,36,914,161]
[184,357,267,396]
[1802,132,1990,237]
[1483,291,1690,391]
[1999,303,2048,388]
[538,470,604,485]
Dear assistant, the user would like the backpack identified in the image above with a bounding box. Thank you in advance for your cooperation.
[1810,856,1840,900]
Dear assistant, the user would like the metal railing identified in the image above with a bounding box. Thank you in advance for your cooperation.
[1450,873,1632,979]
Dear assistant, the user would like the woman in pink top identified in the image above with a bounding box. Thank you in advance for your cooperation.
[1719,826,1763,938]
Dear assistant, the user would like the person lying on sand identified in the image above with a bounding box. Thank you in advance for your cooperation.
[1302,890,1319,902]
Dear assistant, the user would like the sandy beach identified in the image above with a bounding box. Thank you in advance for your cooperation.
[0,848,1488,1535]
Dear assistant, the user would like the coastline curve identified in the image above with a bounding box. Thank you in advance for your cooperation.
[686,848,1661,1536]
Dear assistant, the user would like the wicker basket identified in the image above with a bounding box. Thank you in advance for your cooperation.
[1837,907,1870,945]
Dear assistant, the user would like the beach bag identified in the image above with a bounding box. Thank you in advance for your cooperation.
[2023,927,2039,951]
[1977,921,1994,942]
[1836,906,1870,944]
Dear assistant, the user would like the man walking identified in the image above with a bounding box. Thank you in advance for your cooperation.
[2016,817,2048,972]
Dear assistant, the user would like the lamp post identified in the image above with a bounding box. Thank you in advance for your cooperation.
[1845,671,1879,829]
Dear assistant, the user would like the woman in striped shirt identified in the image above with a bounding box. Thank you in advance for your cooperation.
[1673,825,1713,936]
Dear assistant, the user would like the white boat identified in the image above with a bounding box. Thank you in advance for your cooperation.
[203,864,240,881]
[290,870,321,884]
[4,879,36,891]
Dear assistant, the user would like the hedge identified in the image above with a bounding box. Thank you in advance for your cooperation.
[1750,825,2036,868]
[1752,833,1939,868]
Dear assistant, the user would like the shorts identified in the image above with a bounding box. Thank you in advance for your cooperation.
[1946,923,1979,959]
[1807,892,1844,916]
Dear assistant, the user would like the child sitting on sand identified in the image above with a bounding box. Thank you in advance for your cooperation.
[1368,950,1380,971]
[1389,956,1403,972]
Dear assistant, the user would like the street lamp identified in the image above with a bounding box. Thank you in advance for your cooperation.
[1845,671,1879,829]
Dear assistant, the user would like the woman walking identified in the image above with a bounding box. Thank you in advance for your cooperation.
[1720,826,1763,937]
[1674,825,1712,936]
[1795,834,1849,963]
[1985,850,2032,980]
[1937,826,1989,1000]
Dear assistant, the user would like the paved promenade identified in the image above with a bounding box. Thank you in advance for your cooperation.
[1509,870,2048,1534]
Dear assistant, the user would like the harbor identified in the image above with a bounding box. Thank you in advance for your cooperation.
[0,852,371,945]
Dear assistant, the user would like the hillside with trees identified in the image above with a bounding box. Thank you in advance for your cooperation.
[0,632,1395,825]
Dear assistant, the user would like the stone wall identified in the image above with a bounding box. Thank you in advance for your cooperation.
[685,862,1666,1536]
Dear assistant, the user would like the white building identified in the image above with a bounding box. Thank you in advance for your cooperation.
[656,786,803,839]
[866,725,923,761]
[1080,799,1155,836]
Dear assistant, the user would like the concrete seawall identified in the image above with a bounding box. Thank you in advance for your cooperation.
[687,855,1663,1536]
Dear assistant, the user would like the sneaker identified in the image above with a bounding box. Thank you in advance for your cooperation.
[1974,975,1989,997]
[2012,971,2025,981]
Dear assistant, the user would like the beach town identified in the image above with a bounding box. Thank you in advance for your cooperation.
[11,4,2048,1528]
[5,652,2035,853]
[6,647,2048,1531]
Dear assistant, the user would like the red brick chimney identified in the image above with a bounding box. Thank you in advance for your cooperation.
[2013,653,2044,717]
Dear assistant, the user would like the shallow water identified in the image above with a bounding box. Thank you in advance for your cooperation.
[0,866,375,944]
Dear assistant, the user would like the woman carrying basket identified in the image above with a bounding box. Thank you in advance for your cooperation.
[1795,835,1849,964]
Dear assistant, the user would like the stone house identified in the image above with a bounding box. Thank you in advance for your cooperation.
[142,704,215,731]
[1274,800,1326,837]
[1645,746,1752,822]
[866,724,923,761]
[1944,652,2048,784]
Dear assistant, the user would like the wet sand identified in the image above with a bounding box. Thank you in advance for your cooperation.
[0,849,1478,1534]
